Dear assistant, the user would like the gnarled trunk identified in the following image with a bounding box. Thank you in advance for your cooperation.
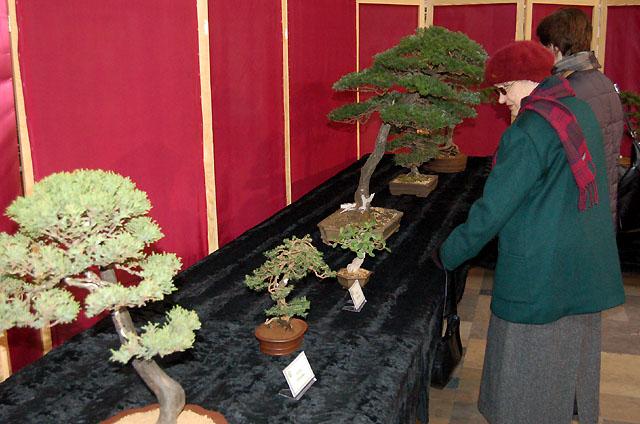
[103,269,185,424]
[355,123,391,210]
[346,256,364,274]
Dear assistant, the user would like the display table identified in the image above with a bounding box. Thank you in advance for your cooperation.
[0,155,490,424]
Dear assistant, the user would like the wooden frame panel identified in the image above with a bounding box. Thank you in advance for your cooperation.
[196,0,218,252]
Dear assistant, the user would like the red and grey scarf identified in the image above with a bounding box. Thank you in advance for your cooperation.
[519,76,598,211]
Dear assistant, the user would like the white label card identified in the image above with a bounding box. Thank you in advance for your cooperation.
[282,351,316,399]
[348,280,366,310]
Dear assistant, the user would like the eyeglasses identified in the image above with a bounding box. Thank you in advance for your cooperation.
[495,82,515,96]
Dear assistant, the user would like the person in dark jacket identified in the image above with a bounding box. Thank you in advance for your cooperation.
[537,8,625,227]
[436,41,625,424]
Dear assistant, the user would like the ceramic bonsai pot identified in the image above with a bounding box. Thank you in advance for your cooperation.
[318,207,403,244]
[101,403,228,424]
[254,318,308,356]
[336,268,372,288]
[426,153,467,173]
[389,173,438,197]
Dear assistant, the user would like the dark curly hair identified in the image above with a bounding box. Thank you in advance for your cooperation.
[536,8,592,56]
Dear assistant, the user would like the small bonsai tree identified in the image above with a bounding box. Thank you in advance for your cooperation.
[245,235,334,326]
[620,90,640,138]
[0,170,201,424]
[329,26,487,198]
[331,220,389,275]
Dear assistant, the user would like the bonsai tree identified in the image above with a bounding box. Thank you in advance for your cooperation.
[620,90,640,138]
[0,170,201,424]
[329,26,487,201]
[245,235,334,326]
[332,220,388,274]
[330,219,389,287]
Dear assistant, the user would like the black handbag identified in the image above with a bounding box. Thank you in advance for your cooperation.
[430,270,463,389]
[617,105,640,233]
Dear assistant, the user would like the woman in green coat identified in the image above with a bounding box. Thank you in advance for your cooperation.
[436,41,625,424]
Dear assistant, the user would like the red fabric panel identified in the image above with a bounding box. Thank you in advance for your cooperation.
[359,4,418,156]
[532,4,593,44]
[210,1,286,246]
[288,1,357,201]
[15,0,208,344]
[0,1,21,234]
[604,6,640,157]
[2,0,42,373]
[7,328,42,372]
[434,4,517,156]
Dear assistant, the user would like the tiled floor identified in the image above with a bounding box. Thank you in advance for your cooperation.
[428,268,640,424]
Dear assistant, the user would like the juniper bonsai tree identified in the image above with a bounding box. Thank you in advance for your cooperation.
[245,235,334,326]
[620,90,640,137]
[0,170,201,424]
[331,219,388,275]
[329,26,487,199]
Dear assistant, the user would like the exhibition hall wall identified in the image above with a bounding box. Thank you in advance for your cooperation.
[0,0,638,377]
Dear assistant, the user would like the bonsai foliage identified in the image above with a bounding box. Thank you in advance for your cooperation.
[620,90,640,138]
[0,170,200,424]
[245,235,334,325]
[329,26,487,192]
[331,220,389,274]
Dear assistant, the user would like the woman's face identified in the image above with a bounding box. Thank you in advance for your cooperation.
[495,80,536,119]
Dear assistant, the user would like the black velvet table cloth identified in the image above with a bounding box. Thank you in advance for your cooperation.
[0,155,490,424]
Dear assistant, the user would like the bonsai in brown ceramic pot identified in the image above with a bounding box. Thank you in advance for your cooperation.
[425,140,468,173]
[245,235,335,356]
[330,220,389,289]
[0,170,226,424]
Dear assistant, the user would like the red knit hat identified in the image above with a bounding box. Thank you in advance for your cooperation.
[484,41,554,86]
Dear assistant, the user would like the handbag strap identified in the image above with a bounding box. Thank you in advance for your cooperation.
[440,270,457,336]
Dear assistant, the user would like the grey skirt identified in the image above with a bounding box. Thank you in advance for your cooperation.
[478,312,601,424]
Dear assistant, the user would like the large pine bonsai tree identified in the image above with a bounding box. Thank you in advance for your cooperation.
[329,26,487,200]
[0,170,201,424]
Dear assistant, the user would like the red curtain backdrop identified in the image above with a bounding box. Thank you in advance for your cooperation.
[15,0,208,345]
[434,4,516,156]
[1,0,42,374]
[359,4,418,156]
[604,5,640,157]
[209,1,286,246]
[288,1,357,201]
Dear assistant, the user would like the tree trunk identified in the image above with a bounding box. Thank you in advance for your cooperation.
[355,123,391,210]
[410,165,419,175]
[103,269,185,424]
[346,256,364,274]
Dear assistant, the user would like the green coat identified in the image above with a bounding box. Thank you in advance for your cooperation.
[441,96,625,324]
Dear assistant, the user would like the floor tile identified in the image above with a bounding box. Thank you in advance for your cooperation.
[461,339,486,370]
[600,393,640,423]
[602,320,640,355]
[600,352,640,398]
[459,321,472,343]
[602,306,629,322]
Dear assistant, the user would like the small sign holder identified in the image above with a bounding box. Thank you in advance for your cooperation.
[278,378,317,401]
[342,280,367,312]
[279,351,316,401]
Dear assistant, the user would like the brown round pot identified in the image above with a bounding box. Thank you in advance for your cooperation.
[426,153,467,173]
[336,268,372,289]
[254,318,308,356]
[101,403,228,424]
